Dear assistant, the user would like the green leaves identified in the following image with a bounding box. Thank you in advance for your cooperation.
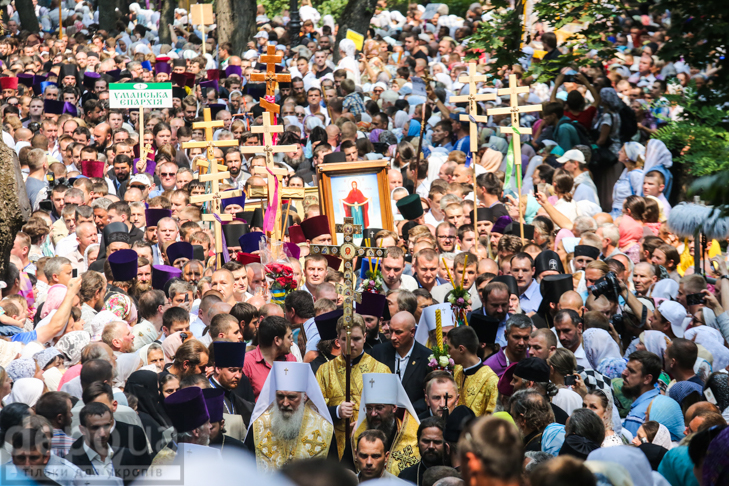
[464,0,622,83]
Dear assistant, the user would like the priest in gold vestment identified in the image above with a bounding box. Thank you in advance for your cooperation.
[246,361,334,471]
[315,310,391,460]
[352,373,421,477]
[448,326,498,416]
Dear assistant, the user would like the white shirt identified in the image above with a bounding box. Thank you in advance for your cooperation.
[382,274,419,292]
[190,315,206,338]
[82,441,114,477]
[395,341,415,381]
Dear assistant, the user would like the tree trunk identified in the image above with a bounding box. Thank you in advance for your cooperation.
[231,0,257,55]
[15,0,39,33]
[333,0,377,63]
[0,140,31,283]
[98,0,117,32]
[216,0,235,50]
[158,0,174,44]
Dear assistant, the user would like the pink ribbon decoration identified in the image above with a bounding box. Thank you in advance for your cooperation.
[265,95,278,145]
[261,167,280,233]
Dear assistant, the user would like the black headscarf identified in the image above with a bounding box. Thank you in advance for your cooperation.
[126,370,170,428]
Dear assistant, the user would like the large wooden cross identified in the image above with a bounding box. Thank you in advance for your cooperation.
[450,62,496,253]
[450,62,496,154]
[239,112,301,242]
[309,217,384,441]
[182,108,241,268]
[487,74,542,240]
[251,45,291,97]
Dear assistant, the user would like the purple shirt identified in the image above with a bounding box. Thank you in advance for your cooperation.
[483,348,509,377]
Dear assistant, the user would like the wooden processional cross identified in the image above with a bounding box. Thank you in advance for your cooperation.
[310,218,385,439]
[251,45,291,116]
[450,62,496,253]
[239,112,304,243]
[182,108,241,268]
[487,74,542,240]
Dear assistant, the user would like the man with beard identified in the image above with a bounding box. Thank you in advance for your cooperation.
[183,260,204,285]
[231,302,259,344]
[133,256,152,296]
[316,314,391,462]
[110,155,132,194]
[209,342,254,430]
[621,350,662,437]
[357,293,388,351]
[92,122,111,150]
[224,149,248,189]
[247,362,333,471]
[153,387,220,465]
[283,137,307,170]
[353,373,421,477]
[398,417,449,484]
[292,77,307,106]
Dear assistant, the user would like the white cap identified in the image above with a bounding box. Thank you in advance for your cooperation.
[415,303,455,346]
[658,300,690,338]
[556,149,586,164]
[353,373,420,433]
[243,49,259,60]
[129,173,151,187]
[254,31,269,39]
[247,362,333,438]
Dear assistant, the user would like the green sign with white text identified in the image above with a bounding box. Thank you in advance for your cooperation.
[109,83,173,109]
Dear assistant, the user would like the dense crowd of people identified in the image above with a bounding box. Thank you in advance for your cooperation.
[0,1,725,485]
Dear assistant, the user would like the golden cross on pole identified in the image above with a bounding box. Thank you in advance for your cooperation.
[309,217,384,443]
[251,45,291,97]
[182,108,241,268]
[240,112,300,242]
[450,62,496,254]
[487,74,542,240]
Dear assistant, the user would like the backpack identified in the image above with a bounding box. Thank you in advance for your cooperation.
[617,102,638,143]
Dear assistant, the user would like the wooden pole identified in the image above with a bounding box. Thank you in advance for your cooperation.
[58,2,63,39]
[414,102,426,167]
[201,24,206,57]
[344,331,351,443]
[138,107,145,173]
[473,151,478,253]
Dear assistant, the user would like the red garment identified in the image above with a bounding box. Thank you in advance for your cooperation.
[58,363,81,389]
[342,187,370,227]
[565,105,597,130]
[241,345,297,400]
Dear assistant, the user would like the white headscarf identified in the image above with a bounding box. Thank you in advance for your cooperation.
[582,328,622,370]
[339,38,356,58]
[5,378,45,407]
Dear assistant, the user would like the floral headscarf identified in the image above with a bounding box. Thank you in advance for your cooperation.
[103,293,137,325]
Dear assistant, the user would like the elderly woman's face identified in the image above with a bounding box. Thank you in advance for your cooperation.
[433,64,444,75]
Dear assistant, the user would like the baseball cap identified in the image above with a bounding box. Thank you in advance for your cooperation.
[254,31,269,39]
[657,300,690,338]
[129,173,151,188]
[556,149,586,164]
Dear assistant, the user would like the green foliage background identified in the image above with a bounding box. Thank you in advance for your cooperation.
[465,0,623,83]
